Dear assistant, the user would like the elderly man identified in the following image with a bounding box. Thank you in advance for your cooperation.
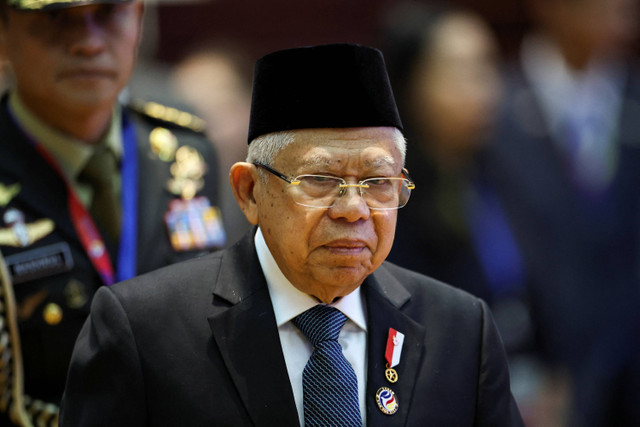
[60,44,522,426]
[0,0,223,424]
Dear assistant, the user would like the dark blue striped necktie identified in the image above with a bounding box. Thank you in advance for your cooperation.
[293,305,362,427]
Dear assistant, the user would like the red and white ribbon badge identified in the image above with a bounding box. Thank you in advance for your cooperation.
[385,328,405,368]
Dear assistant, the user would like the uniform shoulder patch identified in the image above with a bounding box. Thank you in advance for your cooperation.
[128,98,207,133]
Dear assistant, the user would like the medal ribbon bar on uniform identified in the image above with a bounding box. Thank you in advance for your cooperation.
[385,328,404,369]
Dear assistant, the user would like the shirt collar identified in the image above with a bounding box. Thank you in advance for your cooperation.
[254,227,367,331]
[8,91,123,182]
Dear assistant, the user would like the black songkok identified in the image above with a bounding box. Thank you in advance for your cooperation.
[248,43,403,143]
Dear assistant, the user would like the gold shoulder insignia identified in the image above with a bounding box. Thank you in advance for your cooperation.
[0,183,21,208]
[129,99,207,133]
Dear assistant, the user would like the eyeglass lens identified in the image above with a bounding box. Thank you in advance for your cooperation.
[292,175,411,210]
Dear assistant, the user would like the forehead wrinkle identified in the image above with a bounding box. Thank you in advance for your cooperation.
[297,152,398,172]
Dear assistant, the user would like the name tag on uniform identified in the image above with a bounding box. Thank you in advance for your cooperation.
[5,241,74,284]
[164,196,226,252]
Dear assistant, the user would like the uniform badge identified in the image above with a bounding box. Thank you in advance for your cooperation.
[149,127,178,162]
[0,208,55,247]
[43,302,63,325]
[166,146,207,200]
[375,387,399,415]
[164,196,226,251]
[4,242,74,284]
[0,182,21,207]
[64,279,89,309]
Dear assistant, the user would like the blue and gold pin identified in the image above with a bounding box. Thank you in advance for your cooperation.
[375,387,399,415]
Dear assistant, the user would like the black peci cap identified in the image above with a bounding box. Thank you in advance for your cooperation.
[248,43,403,143]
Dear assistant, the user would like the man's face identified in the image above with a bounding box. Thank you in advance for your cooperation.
[255,127,402,303]
[0,1,143,117]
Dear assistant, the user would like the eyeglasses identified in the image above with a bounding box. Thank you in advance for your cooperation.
[254,162,415,210]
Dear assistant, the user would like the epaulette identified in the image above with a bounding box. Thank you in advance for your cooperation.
[128,98,207,133]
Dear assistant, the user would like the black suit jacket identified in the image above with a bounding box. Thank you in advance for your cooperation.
[0,94,223,422]
[60,231,523,426]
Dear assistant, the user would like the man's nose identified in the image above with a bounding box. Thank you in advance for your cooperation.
[67,11,107,56]
[328,185,370,222]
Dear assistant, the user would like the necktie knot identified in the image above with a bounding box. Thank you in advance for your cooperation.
[80,146,117,185]
[292,305,346,345]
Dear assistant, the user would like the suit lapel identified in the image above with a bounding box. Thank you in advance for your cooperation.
[207,233,300,427]
[364,265,426,427]
[206,234,428,427]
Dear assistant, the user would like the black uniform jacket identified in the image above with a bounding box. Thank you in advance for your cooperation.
[0,94,222,422]
[60,230,523,426]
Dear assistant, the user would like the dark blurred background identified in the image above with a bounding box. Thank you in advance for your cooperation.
[149,0,529,63]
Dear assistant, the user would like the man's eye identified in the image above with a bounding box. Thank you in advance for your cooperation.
[299,176,339,189]
[310,176,333,183]
[366,178,391,186]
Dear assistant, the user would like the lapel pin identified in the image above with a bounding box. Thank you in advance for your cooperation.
[375,387,399,415]
[385,328,404,383]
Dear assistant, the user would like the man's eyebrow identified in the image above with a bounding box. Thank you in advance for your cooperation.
[301,155,334,169]
[364,156,396,169]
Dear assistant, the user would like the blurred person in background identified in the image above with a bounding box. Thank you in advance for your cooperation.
[382,2,505,303]
[0,0,225,424]
[171,42,253,245]
[381,1,535,369]
[487,0,640,425]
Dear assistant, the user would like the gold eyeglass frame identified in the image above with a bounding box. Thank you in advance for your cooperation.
[253,162,415,210]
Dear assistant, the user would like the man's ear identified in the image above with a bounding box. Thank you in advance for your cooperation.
[229,162,259,225]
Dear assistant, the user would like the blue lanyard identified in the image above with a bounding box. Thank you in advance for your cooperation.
[116,111,138,282]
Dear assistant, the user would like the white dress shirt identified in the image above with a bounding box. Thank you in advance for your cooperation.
[254,228,368,426]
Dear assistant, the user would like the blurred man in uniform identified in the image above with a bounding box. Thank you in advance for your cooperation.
[0,0,225,424]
